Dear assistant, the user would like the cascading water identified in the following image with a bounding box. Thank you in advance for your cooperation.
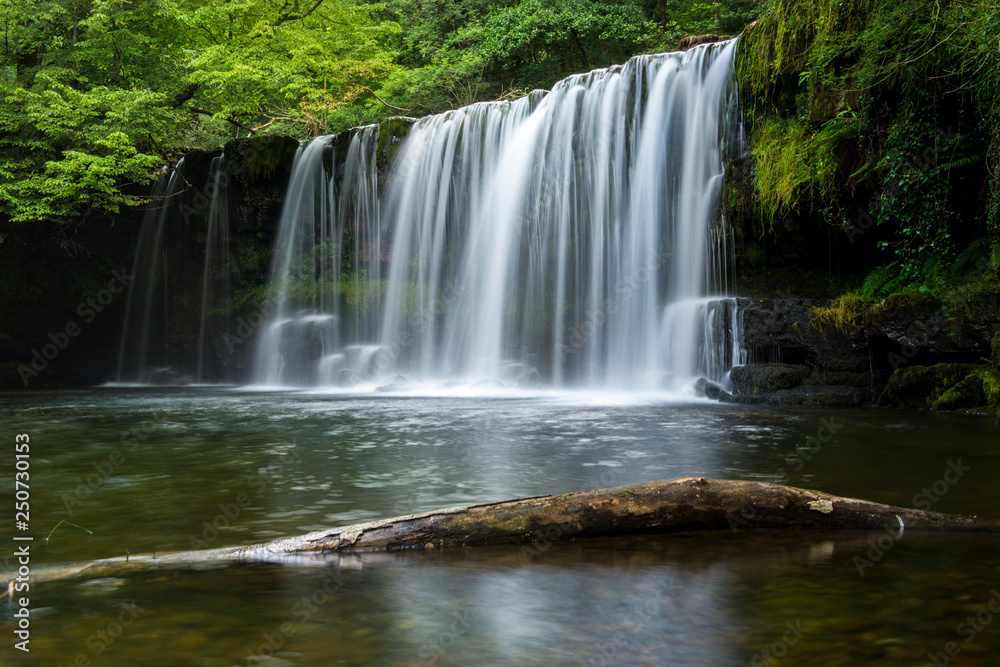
[115,161,184,384]
[253,127,381,386]
[116,156,233,384]
[196,155,230,383]
[254,39,743,393]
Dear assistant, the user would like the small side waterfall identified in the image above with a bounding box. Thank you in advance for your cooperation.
[116,162,185,384]
[196,156,231,383]
[116,156,233,384]
[247,40,745,393]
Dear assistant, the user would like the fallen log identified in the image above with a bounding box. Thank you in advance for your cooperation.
[12,477,1000,585]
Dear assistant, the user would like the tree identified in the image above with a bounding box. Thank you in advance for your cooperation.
[0,0,400,228]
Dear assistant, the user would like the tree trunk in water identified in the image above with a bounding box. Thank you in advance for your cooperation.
[14,477,1000,586]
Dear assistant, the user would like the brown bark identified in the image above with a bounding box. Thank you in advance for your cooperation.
[231,476,1000,557]
[14,477,1000,586]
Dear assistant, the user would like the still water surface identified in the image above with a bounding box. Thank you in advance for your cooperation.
[1,388,998,666]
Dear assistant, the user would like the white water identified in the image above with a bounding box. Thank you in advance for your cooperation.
[116,162,183,384]
[116,156,233,385]
[253,40,743,393]
[197,155,230,382]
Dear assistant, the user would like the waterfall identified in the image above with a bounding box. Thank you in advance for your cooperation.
[253,127,381,386]
[253,39,743,393]
[116,156,233,385]
[196,156,230,383]
[116,161,185,384]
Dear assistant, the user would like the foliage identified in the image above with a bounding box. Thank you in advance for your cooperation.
[0,0,400,228]
[378,0,767,114]
[737,0,1000,289]
[751,112,860,224]
[0,0,767,229]
[476,0,646,86]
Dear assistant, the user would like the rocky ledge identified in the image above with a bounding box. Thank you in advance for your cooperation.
[707,297,1000,417]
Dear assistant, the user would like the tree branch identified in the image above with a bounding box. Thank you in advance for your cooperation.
[353,84,412,113]
[188,107,255,133]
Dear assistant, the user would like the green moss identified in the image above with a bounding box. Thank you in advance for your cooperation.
[809,292,887,331]
[992,331,1000,368]
[933,375,986,410]
[376,116,416,174]
[734,0,999,279]
[887,362,979,408]
[972,367,1000,406]
[750,114,861,231]
[889,364,999,410]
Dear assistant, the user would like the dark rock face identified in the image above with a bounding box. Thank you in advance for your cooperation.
[730,363,810,395]
[723,384,867,407]
[993,331,1000,368]
[732,298,1000,408]
[224,134,300,236]
[738,298,868,371]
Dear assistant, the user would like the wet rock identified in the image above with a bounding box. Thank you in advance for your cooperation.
[677,34,726,51]
[738,296,1000,377]
[803,370,872,387]
[727,384,867,407]
[694,377,732,400]
[737,297,868,372]
[993,330,1000,367]
[730,363,810,395]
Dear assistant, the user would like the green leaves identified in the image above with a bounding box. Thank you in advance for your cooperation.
[0,0,403,224]
[477,0,645,78]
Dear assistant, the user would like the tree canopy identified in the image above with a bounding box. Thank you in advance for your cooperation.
[0,0,763,226]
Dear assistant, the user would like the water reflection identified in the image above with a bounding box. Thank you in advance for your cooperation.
[1,389,998,665]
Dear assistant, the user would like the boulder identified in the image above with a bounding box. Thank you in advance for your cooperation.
[694,377,732,401]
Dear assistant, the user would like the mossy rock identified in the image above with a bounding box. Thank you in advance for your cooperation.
[730,363,810,395]
[888,363,981,408]
[973,367,1000,406]
[224,135,301,185]
[677,34,726,51]
[376,116,416,175]
[933,375,986,411]
[992,330,1000,368]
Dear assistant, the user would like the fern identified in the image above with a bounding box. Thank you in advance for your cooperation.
[937,154,984,172]
[952,237,991,279]
[862,262,900,297]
